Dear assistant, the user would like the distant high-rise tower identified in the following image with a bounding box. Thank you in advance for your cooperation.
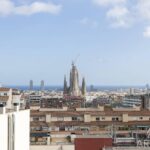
[29,80,33,91]
[40,80,44,91]
[90,85,94,92]
[81,77,86,96]
[69,62,81,96]
[63,75,68,94]
[146,84,149,94]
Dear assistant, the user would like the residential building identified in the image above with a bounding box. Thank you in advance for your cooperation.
[30,106,150,145]
[0,103,30,150]
[122,95,142,107]
[0,87,22,109]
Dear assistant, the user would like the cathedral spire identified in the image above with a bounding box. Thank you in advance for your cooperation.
[72,61,74,67]
[69,63,81,96]
[63,63,83,97]
[63,75,68,94]
[82,77,86,97]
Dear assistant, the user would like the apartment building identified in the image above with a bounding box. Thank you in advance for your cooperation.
[30,106,150,145]
[122,95,142,107]
[0,87,22,109]
[0,103,30,150]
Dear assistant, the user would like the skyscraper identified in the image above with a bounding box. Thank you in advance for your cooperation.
[146,84,149,94]
[29,80,33,91]
[40,80,44,91]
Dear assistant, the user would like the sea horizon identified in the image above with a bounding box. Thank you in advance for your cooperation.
[4,85,146,91]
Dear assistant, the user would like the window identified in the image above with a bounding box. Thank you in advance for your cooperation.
[59,126,65,131]
[4,93,7,96]
[57,117,64,121]
[112,117,119,121]
[112,118,115,121]
[72,117,77,121]
[33,117,39,121]
[39,117,45,121]
[2,102,6,106]
[96,117,100,121]
[102,117,105,120]
[139,117,143,120]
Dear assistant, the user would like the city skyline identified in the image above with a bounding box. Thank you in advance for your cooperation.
[0,0,150,85]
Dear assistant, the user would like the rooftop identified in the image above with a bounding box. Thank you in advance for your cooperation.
[0,87,11,92]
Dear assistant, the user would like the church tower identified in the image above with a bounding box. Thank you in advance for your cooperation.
[81,77,86,97]
[63,75,68,94]
[69,62,81,96]
[63,62,86,97]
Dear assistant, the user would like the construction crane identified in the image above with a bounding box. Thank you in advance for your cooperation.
[72,54,80,66]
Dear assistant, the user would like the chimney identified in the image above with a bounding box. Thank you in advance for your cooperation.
[13,103,19,111]
[0,103,6,114]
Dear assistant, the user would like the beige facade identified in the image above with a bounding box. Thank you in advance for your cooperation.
[30,145,74,150]
[31,111,150,124]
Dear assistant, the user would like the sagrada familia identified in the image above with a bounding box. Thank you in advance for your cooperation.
[63,63,86,97]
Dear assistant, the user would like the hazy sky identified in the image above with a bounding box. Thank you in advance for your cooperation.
[0,0,150,86]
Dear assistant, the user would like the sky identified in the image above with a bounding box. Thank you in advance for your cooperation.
[0,0,150,86]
